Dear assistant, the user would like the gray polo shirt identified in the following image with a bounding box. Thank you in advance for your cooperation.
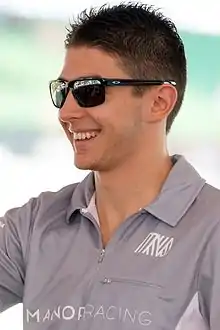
[1,155,220,330]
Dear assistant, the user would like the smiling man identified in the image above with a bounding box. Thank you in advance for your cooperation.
[0,3,220,330]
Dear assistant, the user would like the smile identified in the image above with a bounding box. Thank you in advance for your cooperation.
[73,131,99,141]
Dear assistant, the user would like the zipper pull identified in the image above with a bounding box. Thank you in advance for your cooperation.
[98,249,105,263]
[102,278,111,284]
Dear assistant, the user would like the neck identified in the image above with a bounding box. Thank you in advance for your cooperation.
[94,145,172,226]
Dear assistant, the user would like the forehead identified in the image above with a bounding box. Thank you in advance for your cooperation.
[60,46,128,81]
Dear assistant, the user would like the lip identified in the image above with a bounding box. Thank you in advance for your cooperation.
[74,135,98,142]
[73,134,98,151]
[68,127,101,134]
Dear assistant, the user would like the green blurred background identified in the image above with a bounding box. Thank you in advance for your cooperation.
[0,15,220,153]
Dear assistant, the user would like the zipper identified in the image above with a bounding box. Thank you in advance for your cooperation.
[98,249,105,263]
[101,277,162,289]
[79,211,107,264]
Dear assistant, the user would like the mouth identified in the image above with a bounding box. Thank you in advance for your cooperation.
[73,131,99,141]
[69,130,102,149]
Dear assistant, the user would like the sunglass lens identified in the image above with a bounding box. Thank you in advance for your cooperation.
[73,84,105,107]
[50,81,68,108]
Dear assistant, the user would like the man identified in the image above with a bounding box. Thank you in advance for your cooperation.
[0,3,219,330]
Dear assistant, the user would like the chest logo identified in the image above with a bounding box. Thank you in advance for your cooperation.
[134,232,174,257]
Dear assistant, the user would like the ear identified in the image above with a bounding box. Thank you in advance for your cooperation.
[143,84,178,123]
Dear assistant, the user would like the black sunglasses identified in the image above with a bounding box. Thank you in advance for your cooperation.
[49,77,176,109]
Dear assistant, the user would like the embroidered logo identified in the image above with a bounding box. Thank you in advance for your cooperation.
[134,232,174,257]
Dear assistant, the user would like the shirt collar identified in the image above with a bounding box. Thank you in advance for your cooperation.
[145,155,206,226]
[66,155,206,227]
[66,172,95,222]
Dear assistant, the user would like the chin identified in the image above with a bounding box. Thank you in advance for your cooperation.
[73,153,112,172]
[74,160,106,172]
[74,161,91,171]
[74,159,97,171]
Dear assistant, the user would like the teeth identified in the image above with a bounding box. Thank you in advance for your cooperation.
[73,131,98,140]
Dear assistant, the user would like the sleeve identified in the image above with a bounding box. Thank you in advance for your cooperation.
[0,200,34,313]
[198,223,220,329]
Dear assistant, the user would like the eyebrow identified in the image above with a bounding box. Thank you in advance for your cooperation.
[57,76,70,82]
[57,74,102,82]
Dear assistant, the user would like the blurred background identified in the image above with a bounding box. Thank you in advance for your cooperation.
[0,0,219,329]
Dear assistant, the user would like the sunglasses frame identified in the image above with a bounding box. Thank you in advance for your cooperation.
[49,77,176,109]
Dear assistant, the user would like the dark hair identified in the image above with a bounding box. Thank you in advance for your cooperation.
[65,2,187,133]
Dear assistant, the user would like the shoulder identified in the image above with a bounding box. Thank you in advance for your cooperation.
[33,182,80,214]
[1,182,80,235]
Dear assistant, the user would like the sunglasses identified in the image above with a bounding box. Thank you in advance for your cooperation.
[49,77,176,109]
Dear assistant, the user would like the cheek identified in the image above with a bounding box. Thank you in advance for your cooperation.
[86,91,142,134]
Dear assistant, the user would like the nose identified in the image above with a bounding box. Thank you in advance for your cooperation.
[58,90,85,124]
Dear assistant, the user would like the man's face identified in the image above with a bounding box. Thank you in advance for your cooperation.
[58,46,159,171]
